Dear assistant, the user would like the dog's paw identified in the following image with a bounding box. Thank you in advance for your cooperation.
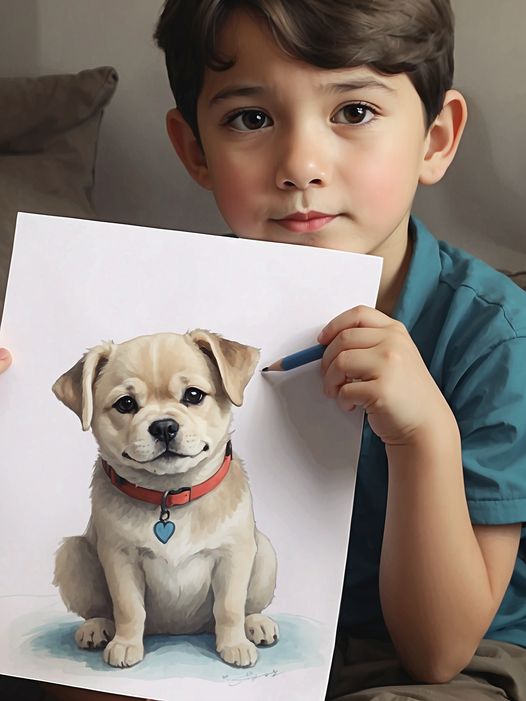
[245,613,279,646]
[103,637,144,668]
[75,618,115,650]
[218,639,258,667]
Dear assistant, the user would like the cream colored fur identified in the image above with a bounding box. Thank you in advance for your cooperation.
[52,331,278,668]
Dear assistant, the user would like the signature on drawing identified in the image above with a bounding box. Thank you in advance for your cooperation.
[222,668,279,685]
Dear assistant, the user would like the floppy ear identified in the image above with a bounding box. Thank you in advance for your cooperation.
[52,342,115,431]
[189,330,260,407]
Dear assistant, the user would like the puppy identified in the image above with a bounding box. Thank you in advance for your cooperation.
[52,330,278,668]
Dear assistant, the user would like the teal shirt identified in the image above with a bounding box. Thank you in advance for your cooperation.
[340,217,526,648]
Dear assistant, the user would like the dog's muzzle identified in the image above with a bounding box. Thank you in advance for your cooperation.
[122,418,209,463]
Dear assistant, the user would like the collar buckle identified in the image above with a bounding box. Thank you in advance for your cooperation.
[163,486,191,510]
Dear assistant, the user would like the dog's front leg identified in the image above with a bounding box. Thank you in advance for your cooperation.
[212,541,257,667]
[98,546,146,668]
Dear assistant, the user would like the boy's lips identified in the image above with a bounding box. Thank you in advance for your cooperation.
[272,211,338,233]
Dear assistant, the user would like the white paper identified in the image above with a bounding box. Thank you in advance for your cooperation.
[0,213,382,700]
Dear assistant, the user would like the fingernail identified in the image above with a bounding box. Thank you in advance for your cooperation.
[0,348,9,361]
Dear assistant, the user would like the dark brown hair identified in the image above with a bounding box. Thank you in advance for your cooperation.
[154,0,454,137]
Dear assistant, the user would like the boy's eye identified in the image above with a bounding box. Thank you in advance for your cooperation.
[226,109,273,131]
[183,387,206,405]
[113,395,138,414]
[332,103,377,126]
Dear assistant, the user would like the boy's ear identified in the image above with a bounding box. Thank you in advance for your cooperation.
[419,90,468,185]
[166,108,212,190]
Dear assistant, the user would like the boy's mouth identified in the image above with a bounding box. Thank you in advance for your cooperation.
[272,211,338,234]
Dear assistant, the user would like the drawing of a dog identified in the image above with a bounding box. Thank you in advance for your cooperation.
[52,331,278,668]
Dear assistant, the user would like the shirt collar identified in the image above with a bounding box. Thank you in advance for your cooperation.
[392,217,442,331]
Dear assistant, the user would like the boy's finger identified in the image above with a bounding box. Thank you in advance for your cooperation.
[320,327,384,373]
[322,348,377,398]
[318,305,391,344]
[337,377,376,412]
[0,348,12,374]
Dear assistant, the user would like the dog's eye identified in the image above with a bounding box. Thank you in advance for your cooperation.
[113,395,138,414]
[183,387,206,406]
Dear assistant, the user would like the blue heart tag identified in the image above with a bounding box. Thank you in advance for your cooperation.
[154,519,175,544]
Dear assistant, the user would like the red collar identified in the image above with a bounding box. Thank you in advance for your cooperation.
[101,441,232,508]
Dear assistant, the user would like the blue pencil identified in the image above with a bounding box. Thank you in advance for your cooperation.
[262,343,327,372]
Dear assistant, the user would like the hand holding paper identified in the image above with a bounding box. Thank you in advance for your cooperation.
[0,347,11,373]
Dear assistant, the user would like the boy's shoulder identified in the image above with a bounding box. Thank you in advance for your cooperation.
[404,217,526,343]
[438,237,526,342]
[439,236,525,319]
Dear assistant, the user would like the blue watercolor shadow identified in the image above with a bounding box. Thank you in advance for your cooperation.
[19,611,327,683]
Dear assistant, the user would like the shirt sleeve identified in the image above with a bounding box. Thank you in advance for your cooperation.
[448,336,526,524]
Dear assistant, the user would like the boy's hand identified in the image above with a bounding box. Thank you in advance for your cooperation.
[0,348,12,374]
[318,306,453,447]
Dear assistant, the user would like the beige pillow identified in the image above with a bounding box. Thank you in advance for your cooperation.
[504,271,526,291]
[0,66,118,319]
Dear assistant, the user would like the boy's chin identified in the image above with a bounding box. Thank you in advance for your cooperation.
[267,228,354,252]
[236,226,333,249]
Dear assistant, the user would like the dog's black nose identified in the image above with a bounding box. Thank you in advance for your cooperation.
[148,419,179,443]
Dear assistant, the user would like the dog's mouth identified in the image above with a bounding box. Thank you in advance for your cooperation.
[122,444,209,464]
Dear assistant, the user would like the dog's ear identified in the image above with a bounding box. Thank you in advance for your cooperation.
[189,330,260,407]
[52,342,115,430]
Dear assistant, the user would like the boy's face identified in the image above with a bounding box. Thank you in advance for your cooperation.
[190,11,432,259]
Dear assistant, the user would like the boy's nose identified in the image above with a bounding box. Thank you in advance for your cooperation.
[275,128,331,190]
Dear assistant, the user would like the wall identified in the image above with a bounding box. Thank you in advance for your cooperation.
[1,0,525,269]
[413,0,526,270]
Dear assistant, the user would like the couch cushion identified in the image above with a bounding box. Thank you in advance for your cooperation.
[0,66,118,320]
[504,271,526,291]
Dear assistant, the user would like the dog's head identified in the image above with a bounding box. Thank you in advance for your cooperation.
[52,331,259,475]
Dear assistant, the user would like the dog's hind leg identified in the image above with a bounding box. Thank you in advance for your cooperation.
[54,535,112,619]
[245,530,279,646]
[54,535,115,649]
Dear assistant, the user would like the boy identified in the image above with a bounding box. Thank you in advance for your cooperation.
[1,1,525,699]
[154,2,526,696]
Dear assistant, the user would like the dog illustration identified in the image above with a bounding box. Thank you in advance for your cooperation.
[52,330,278,668]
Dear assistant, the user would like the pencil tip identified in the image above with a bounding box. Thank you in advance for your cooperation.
[261,367,269,372]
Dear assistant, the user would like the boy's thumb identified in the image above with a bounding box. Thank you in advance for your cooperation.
[0,348,12,374]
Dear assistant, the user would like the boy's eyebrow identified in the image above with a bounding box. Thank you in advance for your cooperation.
[209,85,264,106]
[327,78,397,95]
[209,77,396,106]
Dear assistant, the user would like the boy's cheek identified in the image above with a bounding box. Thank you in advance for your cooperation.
[209,168,263,232]
[356,152,421,218]
[212,185,256,234]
